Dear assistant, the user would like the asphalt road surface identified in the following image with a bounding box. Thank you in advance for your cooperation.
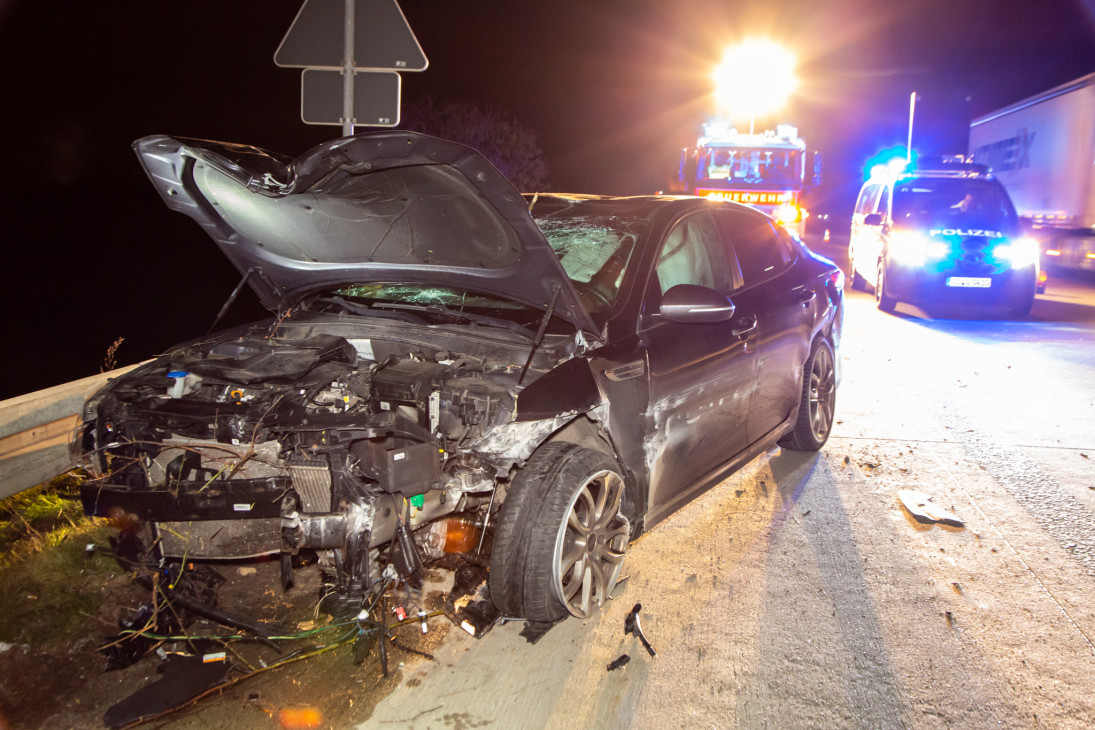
[361,233,1095,730]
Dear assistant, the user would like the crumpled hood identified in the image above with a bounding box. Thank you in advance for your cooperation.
[133,131,597,335]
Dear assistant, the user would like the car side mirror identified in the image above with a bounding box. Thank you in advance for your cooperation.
[864,212,885,226]
[658,284,736,323]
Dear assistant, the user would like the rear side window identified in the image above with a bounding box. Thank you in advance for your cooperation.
[717,210,793,286]
[876,185,890,216]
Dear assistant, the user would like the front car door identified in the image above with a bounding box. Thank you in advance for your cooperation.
[641,210,759,524]
[850,181,887,286]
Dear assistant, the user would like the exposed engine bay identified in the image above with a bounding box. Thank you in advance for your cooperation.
[78,321,579,605]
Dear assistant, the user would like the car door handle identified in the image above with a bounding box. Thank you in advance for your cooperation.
[732,316,757,338]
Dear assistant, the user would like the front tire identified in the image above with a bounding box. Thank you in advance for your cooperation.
[779,338,837,451]
[489,443,631,622]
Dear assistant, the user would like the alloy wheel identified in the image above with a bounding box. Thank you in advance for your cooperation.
[551,469,630,618]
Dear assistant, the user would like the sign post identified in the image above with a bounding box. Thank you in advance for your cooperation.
[275,0,428,133]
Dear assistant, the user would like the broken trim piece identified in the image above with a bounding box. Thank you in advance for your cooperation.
[898,489,964,527]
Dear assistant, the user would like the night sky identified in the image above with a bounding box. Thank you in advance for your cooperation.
[2,0,1093,398]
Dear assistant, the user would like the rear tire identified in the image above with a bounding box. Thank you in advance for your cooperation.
[489,443,630,622]
[875,260,897,313]
[779,338,837,452]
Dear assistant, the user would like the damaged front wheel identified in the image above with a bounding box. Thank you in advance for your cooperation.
[489,443,630,622]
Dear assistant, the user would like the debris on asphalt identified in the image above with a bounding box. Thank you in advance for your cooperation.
[898,490,965,527]
[624,603,656,658]
[607,654,631,671]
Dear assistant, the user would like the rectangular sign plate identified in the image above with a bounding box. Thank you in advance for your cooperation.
[946,277,992,288]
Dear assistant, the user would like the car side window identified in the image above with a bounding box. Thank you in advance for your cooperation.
[718,210,792,286]
[876,185,890,217]
[854,184,881,216]
[654,211,735,295]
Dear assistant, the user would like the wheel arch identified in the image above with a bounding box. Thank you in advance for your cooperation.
[536,415,646,538]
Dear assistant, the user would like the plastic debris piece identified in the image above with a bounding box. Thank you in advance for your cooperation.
[607,654,631,671]
[393,606,407,621]
[624,603,656,657]
[454,599,500,639]
[102,654,234,727]
[449,564,486,603]
[898,490,964,526]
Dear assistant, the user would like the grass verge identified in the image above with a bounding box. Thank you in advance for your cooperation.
[0,473,125,647]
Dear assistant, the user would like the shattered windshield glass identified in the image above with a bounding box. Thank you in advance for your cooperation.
[531,213,644,320]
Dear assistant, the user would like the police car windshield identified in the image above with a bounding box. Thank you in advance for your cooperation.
[892,178,1019,233]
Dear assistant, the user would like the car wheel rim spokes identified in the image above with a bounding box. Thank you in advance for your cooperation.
[553,469,630,618]
[808,348,835,439]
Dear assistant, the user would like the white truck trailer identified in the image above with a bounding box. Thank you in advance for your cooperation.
[969,72,1095,273]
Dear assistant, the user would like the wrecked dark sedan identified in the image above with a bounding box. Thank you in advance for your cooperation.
[74,131,843,628]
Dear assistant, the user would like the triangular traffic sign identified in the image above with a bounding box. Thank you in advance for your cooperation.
[275,0,427,71]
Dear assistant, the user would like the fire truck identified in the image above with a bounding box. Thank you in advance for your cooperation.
[677,122,821,237]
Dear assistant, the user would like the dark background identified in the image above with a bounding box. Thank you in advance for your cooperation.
[2,0,1093,398]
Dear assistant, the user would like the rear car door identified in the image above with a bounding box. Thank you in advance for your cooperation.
[715,210,815,444]
[641,210,759,522]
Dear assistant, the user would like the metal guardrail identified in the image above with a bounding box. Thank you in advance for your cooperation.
[0,363,144,500]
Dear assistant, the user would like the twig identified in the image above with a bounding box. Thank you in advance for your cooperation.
[379,704,445,724]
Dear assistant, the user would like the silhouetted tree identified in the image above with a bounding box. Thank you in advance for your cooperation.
[400,97,548,191]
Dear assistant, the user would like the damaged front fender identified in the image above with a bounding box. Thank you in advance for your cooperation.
[513,357,602,422]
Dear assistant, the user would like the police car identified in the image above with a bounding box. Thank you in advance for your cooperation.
[848,157,1040,317]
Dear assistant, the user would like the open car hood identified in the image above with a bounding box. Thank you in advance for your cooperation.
[134,132,597,335]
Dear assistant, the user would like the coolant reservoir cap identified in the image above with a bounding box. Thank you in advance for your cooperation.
[167,370,188,378]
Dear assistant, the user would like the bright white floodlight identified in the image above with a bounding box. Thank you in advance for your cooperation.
[713,40,797,131]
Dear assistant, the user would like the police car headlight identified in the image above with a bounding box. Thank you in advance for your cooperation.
[995,237,1039,269]
[890,231,947,267]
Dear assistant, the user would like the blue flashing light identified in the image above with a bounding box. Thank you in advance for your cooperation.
[863,146,917,181]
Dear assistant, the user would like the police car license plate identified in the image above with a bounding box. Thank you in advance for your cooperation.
[946,277,991,288]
